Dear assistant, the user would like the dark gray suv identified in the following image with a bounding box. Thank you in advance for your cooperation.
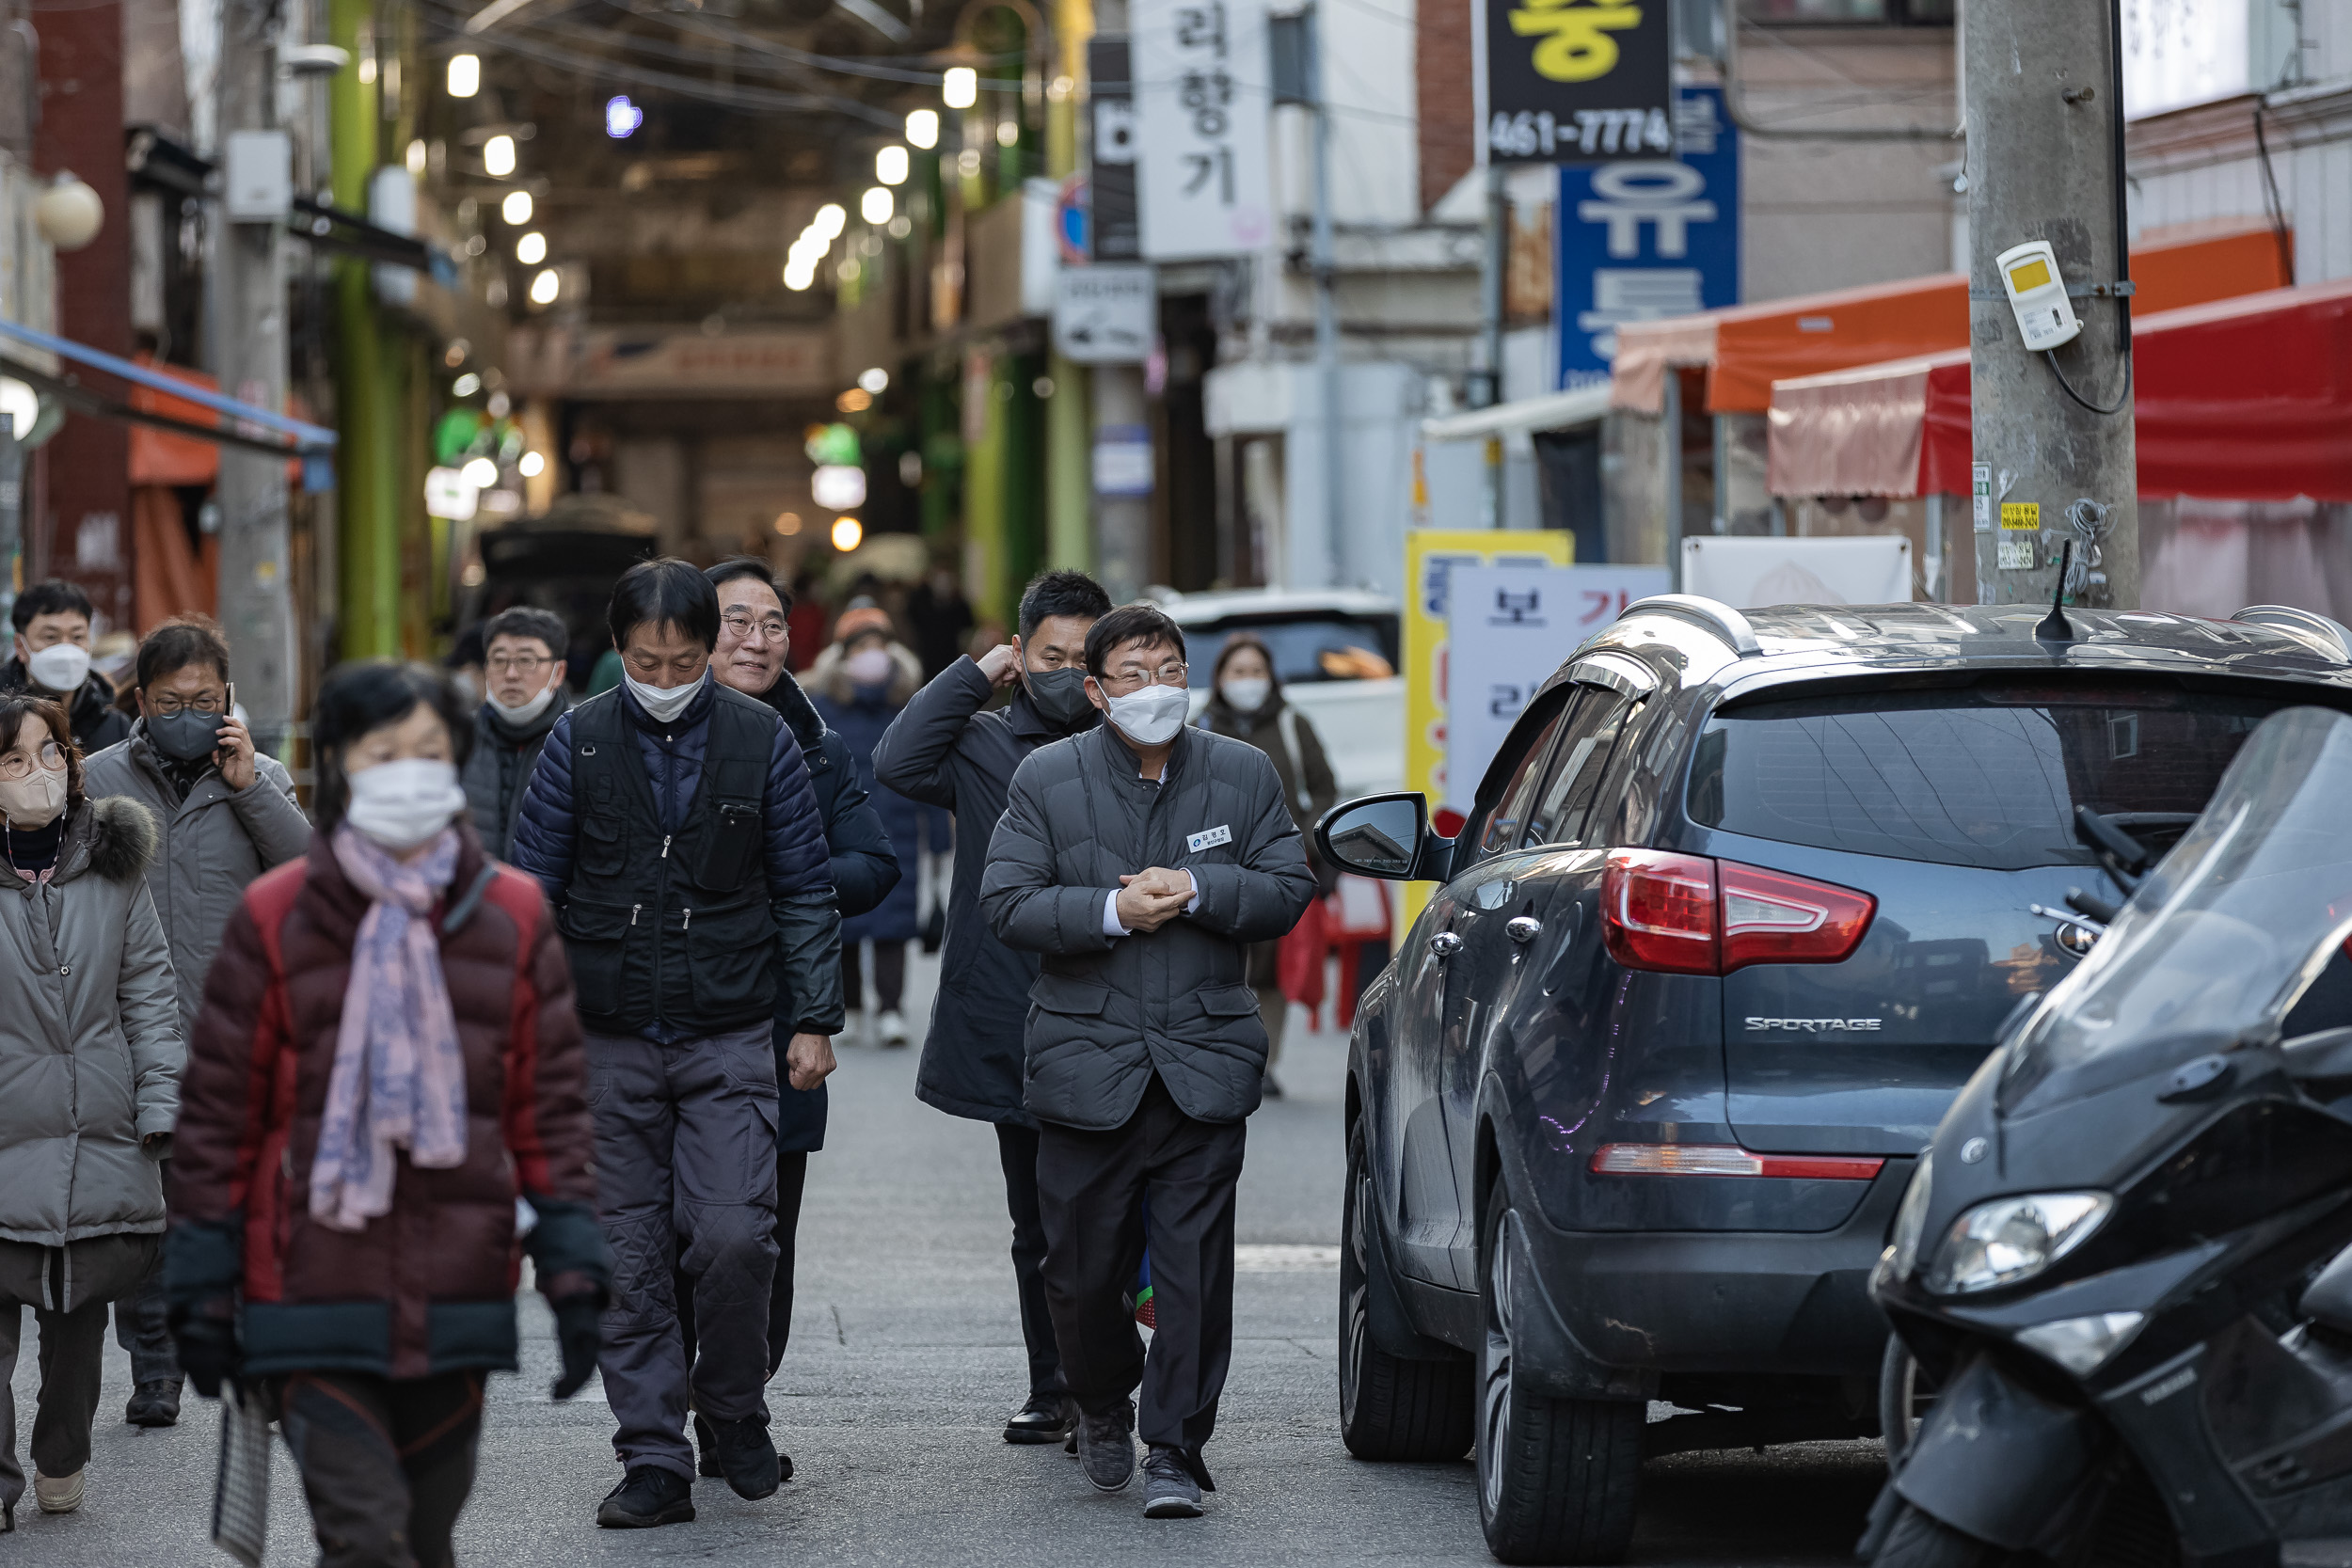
[1315,596,2352,1565]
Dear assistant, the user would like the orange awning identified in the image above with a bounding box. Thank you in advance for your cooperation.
[128,356,223,487]
[1610,223,2292,417]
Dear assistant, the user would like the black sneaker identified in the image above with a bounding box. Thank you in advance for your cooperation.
[1074,1402,1136,1493]
[1141,1446,1205,1518]
[1004,1393,1075,1445]
[125,1379,182,1428]
[596,1465,695,1528]
[703,1414,782,1500]
[694,1414,792,1483]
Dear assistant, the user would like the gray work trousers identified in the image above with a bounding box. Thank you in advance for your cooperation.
[587,1024,780,1481]
[0,1234,158,1513]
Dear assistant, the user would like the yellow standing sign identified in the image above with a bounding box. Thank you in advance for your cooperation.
[1399,530,1573,934]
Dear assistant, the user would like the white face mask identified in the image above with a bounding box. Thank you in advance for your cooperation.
[25,642,90,696]
[487,680,559,727]
[846,646,894,686]
[624,669,706,723]
[343,757,468,851]
[1099,681,1191,747]
[1220,677,1271,714]
[0,764,67,830]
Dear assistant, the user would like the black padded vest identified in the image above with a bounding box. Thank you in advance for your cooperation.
[553,686,781,1036]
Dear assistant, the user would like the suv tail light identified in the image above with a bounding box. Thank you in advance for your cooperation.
[1600,850,1718,974]
[1602,850,1874,976]
[1590,1143,1885,1180]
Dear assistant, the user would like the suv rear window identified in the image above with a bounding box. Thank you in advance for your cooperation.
[1686,682,2295,870]
[1182,617,1399,688]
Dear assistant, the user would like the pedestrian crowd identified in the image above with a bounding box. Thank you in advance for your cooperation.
[0,556,1328,1560]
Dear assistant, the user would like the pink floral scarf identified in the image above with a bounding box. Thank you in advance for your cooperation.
[309,826,469,1232]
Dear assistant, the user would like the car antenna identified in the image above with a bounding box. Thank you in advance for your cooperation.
[2035,540,2076,643]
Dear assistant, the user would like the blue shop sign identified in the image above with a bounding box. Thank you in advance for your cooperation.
[1554,87,1740,390]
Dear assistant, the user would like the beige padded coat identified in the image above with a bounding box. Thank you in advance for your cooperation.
[0,795,183,1246]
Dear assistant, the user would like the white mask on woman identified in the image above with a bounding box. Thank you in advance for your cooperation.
[0,765,67,829]
[1100,682,1191,746]
[344,758,468,851]
[846,646,895,686]
[1219,676,1271,714]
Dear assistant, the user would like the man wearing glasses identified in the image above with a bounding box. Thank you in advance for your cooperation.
[685,556,898,1482]
[82,615,310,1430]
[978,603,1315,1519]
[463,607,574,859]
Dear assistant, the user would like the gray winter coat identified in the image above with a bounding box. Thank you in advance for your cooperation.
[979,723,1316,1130]
[84,723,311,1032]
[0,796,183,1246]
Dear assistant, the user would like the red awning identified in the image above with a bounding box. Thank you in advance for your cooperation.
[1613,224,2293,417]
[1768,277,2352,502]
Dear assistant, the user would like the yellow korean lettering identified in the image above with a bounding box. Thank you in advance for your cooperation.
[1508,0,1642,83]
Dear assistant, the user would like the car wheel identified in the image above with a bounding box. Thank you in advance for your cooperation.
[1339,1121,1474,1461]
[1871,1501,2013,1568]
[1477,1181,1642,1565]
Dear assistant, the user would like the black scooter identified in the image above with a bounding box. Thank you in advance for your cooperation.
[1865,705,2352,1568]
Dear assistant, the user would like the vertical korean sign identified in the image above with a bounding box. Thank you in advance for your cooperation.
[1553,87,1739,390]
[1133,0,1274,261]
[1480,0,1671,164]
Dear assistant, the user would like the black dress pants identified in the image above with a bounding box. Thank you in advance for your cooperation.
[1035,1076,1246,1452]
[993,1123,1068,1400]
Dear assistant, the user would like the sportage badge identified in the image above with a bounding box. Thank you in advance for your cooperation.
[1744,1017,1883,1033]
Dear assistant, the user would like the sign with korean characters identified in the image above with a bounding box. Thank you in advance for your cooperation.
[1481,0,1671,165]
[1054,263,1155,363]
[1554,88,1739,388]
[1445,565,1671,816]
[1132,0,1274,261]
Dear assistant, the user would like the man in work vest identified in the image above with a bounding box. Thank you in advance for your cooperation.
[511,558,843,1530]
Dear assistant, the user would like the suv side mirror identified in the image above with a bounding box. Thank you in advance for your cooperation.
[1316,792,1454,882]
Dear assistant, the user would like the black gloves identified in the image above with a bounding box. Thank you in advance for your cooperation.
[176,1316,242,1401]
[550,1292,604,1400]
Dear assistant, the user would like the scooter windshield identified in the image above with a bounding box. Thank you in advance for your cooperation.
[1998,705,2352,1117]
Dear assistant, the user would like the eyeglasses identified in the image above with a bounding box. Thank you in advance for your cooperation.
[722,610,789,643]
[1098,660,1188,694]
[486,654,554,675]
[147,692,226,717]
[0,740,65,782]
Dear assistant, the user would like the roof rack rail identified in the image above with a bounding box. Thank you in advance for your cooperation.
[2233,605,2352,662]
[1621,594,1761,657]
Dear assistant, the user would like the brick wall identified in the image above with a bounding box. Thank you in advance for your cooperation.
[1417,0,1476,214]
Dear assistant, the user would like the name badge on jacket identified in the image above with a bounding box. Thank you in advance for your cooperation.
[1187,825,1233,853]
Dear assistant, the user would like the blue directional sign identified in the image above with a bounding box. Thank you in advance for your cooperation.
[1554,87,1740,390]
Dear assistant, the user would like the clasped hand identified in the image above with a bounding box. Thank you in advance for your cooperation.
[1116,867,1194,933]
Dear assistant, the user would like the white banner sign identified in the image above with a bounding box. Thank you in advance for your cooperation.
[1679,535,1913,609]
[1445,564,1670,814]
[1132,0,1274,261]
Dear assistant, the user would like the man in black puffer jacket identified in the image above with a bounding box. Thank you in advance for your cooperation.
[872,567,1111,1444]
[979,603,1314,1519]
[509,560,842,1530]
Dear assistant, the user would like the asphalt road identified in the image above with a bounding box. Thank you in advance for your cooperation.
[12,951,1897,1566]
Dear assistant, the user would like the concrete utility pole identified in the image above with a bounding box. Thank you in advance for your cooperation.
[1964,0,2138,611]
[1474,164,1505,530]
[1307,1,1341,589]
[214,0,300,752]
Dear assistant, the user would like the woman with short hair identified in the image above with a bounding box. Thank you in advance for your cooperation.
[167,661,607,1568]
[0,694,179,1531]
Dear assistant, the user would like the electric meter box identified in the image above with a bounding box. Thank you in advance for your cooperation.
[1995,240,2083,351]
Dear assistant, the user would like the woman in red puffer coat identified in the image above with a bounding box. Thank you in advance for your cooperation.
[167,662,608,1568]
